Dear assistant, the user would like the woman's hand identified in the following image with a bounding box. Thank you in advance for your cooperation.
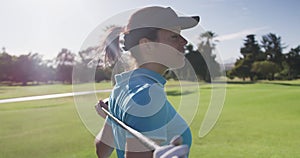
[95,98,109,118]
[153,136,189,158]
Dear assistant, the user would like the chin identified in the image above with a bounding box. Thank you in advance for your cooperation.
[178,49,185,53]
[170,58,185,69]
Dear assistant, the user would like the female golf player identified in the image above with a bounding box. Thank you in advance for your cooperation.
[95,6,199,158]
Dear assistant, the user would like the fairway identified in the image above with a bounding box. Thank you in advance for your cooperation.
[0,81,299,157]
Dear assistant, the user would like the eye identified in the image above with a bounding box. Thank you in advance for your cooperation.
[171,35,179,39]
[170,34,181,42]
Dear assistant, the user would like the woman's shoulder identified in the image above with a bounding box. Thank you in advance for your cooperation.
[125,81,166,110]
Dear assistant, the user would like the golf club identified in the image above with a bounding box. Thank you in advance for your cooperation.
[101,107,160,151]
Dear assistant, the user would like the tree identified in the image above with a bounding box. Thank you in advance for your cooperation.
[283,45,300,79]
[75,46,100,83]
[0,47,59,85]
[198,31,221,82]
[165,44,215,82]
[11,53,42,85]
[261,33,286,65]
[251,61,280,80]
[0,52,14,82]
[230,58,251,81]
[76,46,116,83]
[35,59,56,83]
[78,46,100,65]
[199,31,218,50]
[232,34,264,81]
[241,34,265,61]
[28,53,43,84]
[55,48,76,83]
[184,44,208,81]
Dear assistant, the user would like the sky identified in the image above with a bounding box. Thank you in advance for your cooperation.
[1,0,300,63]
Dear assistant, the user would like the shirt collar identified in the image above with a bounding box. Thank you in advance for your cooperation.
[115,68,167,86]
[132,68,167,85]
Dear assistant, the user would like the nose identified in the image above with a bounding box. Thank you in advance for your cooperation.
[179,35,188,46]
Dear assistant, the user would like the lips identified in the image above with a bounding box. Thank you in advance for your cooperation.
[178,48,185,53]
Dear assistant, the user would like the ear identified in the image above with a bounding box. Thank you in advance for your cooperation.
[139,38,152,51]
[139,38,150,44]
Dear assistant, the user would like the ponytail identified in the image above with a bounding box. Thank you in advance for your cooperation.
[100,26,159,67]
[101,26,124,67]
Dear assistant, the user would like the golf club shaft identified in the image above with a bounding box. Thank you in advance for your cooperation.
[101,107,160,150]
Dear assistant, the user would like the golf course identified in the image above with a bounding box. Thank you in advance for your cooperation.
[0,80,299,158]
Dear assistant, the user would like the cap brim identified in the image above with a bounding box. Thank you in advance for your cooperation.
[178,16,200,30]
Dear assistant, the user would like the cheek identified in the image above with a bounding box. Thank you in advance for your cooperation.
[157,44,186,69]
[162,41,181,51]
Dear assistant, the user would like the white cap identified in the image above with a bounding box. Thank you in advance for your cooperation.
[126,6,200,31]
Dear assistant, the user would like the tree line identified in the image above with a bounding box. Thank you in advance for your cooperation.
[0,31,221,86]
[228,33,300,81]
[1,31,298,86]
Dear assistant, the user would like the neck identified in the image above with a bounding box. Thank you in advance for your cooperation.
[139,63,167,75]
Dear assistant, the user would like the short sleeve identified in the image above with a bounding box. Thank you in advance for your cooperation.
[124,84,169,142]
[124,103,168,141]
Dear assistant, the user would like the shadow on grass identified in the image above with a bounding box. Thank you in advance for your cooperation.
[227,80,300,87]
[227,81,255,84]
[264,82,300,87]
[166,90,194,96]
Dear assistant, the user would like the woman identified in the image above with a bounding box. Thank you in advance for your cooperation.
[95,6,199,158]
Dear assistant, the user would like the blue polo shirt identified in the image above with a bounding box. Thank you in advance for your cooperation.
[107,68,192,158]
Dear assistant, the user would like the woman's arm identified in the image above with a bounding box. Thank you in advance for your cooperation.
[125,138,162,158]
[95,99,114,158]
[95,120,114,158]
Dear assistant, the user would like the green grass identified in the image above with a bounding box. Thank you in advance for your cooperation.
[0,97,95,158]
[189,81,300,158]
[0,81,113,99]
[0,80,300,157]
